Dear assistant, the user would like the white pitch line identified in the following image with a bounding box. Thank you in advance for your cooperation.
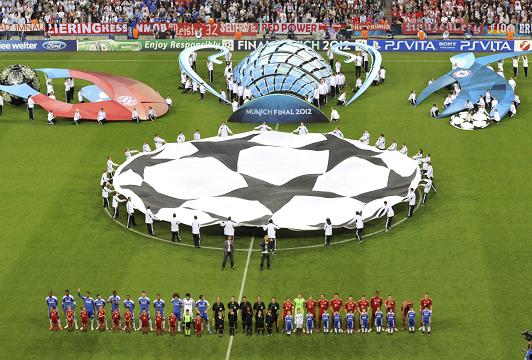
[274,123,279,131]
[225,236,254,360]
[104,188,423,252]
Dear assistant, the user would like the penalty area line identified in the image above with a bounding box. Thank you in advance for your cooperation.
[225,235,254,360]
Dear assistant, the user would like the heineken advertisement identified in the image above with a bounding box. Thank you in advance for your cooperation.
[77,39,233,52]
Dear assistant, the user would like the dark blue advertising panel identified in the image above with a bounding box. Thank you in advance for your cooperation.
[228,94,328,124]
[367,39,514,52]
[0,40,77,52]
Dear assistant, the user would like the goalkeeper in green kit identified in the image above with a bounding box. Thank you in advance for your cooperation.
[293,293,306,331]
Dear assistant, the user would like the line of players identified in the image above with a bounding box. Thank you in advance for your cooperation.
[46,290,433,336]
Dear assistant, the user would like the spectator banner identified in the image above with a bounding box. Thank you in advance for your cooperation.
[486,23,515,36]
[348,23,390,31]
[368,40,514,52]
[77,39,233,52]
[49,23,128,35]
[401,22,483,35]
[171,23,258,37]
[258,22,341,35]
[48,22,258,36]
[0,23,44,32]
[516,23,532,35]
[233,39,367,51]
[0,40,77,52]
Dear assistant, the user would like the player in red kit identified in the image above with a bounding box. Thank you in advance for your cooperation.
[168,312,177,335]
[140,309,150,334]
[385,295,396,313]
[385,295,397,330]
[155,310,164,336]
[49,308,60,332]
[282,297,294,333]
[357,294,370,312]
[195,313,203,336]
[330,293,343,329]
[123,308,132,333]
[97,307,106,332]
[305,295,317,320]
[65,307,75,332]
[370,291,383,326]
[112,308,121,332]
[344,296,357,331]
[400,299,414,331]
[80,307,88,332]
[317,294,329,331]
[419,293,432,329]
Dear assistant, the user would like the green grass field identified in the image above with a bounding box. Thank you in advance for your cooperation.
[0,51,530,360]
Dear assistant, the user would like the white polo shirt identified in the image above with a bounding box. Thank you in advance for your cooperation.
[191,219,200,234]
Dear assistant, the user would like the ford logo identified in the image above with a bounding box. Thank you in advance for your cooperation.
[42,41,67,51]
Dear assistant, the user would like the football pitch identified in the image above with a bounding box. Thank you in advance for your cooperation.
[0,51,529,359]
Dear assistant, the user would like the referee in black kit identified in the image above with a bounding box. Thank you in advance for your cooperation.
[260,235,271,271]
[222,236,235,270]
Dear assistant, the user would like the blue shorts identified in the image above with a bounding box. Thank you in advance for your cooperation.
[199,312,208,321]
[347,321,354,329]
[422,319,430,325]
[173,312,181,321]
[87,310,94,319]
[408,318,415,327]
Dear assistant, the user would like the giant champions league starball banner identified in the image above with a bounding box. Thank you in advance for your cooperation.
[113,131,421,231]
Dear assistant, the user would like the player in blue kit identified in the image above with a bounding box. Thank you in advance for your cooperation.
[374,308,384,335]
[153,294,166,329]
[138,291,152,331]
[195,295,211,334]
[386,310,396,335]
[421,307,432,335]
[94,294,107,330]
[305,312,314,334]
[123,294,136,330]
[407,308,416,333]
[62,290,77,330]
[108,290,121,313]
[77,288,95,330]
[171,293,183,333]
[285,311,293,336]
[46,291,61,329]
[360,309,370,333]
[346,311,355,334]
[321,311,330,334]
[333,311,342,334]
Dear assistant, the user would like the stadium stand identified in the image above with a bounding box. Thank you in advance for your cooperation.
[0,0,385,25]
[392,0,532,26]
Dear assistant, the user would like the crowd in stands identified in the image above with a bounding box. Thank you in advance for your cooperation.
[0,0,385,25]
[392,0,532,26]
